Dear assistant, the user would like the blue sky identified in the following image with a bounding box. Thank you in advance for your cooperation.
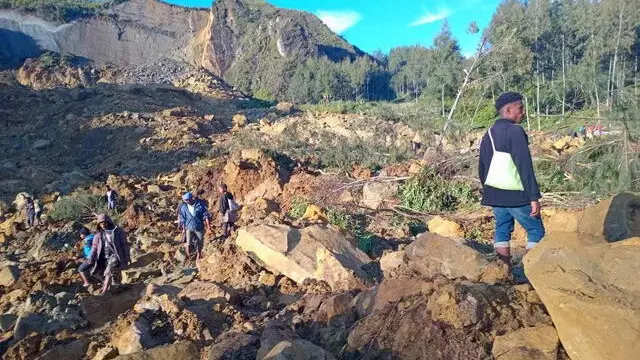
[163,0,502,56]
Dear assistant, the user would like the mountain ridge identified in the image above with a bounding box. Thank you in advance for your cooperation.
[0,0,367,98]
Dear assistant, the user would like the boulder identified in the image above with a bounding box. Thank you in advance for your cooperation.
[379,250,405,276]
[257,321,336,360]
[232,114,248,128]
[178,281,236,304]
[81,284,145,327]
[207,332,260,360]
[301,205,327,222]
[31,139,51,150]
[427,216,464,239]
[113,341,199,360]
[111,315,158,355]
[93,346,118,360]
[524,233,640,360]
[492,325,559,360]
[0,265,20,287]
[354,278,434,318]
[235,224,372,291]
[35,339,89,360]
[361,181,398,210]
[275,102,294,114]
[404,233,508,284]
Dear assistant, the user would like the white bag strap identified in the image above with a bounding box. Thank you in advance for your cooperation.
[488,128,497,152]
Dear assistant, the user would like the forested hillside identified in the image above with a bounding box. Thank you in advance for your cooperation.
[289,0,640,119]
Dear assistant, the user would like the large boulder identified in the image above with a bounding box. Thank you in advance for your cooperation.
[524,233,640,360]
[492,325,559,360]
[257,321,336,360]
[0,265,20,287]
[402,233,508,284]
[208,332,260,360]
[235,224,372,291]
[361,181,398,210]
[427,216,464,239]
[113,341,199,360]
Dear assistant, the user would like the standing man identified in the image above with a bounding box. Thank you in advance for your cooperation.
[218,184,239,240]
[105,185,118,211]
[34,198,43,226]
[178,192,211,260]
[478,92,545,266]
[25,197,36,228]
[90,214,130,294]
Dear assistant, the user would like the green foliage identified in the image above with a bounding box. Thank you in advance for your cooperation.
[326,208,350,230]
[399,168,479,212]
[0,0,108,22]
[49,193,106,222]
[287,197,309,219]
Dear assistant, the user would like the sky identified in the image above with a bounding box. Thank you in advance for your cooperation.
[162,0,502,57]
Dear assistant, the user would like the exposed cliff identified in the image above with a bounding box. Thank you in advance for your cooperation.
[0,0,366,98]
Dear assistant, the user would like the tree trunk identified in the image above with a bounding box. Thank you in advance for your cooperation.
[562,34,566,118]
[610,1,624,106]
[441,84,445,118]
[525,95,531,131]
[607,58,613,107]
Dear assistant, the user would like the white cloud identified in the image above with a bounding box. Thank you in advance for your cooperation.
[316,10,362,34]
[409,9,452,27]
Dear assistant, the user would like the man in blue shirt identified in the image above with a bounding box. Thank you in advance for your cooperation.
[77,227,95,287]
[178,192,212,260]
[478,92,545,266]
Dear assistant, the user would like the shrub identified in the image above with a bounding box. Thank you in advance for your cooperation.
[49,192,106,222]
[326,208,350,230]
[398,168,478,212]
[287,197,309,219]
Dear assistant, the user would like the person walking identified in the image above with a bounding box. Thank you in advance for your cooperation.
[33,199,43,225]
[178,192,211,260]
[478,92,545,266]
[218,184,239,240]
[25,197,36,228]
[105,185,118,211]
[77,227,95,287]
[89,214,130,294]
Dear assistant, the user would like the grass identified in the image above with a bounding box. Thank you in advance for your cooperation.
[287,197,309,219]
[398,168,479,213]
[49,192,107,222]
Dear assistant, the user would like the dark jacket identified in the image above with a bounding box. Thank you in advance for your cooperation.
[218,192,234,215]
[478,119,541,207]
[89,217,130,273]
[179,199,211,231]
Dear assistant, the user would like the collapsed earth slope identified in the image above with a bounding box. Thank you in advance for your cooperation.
[0,0,366,95]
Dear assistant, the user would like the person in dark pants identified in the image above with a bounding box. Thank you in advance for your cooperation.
[25,197,36,228]
[178,192,211,260]
[89,214,130,294]
[218,184,239,240]
[478,92,545,266]
[77,227,95,287]
[34,199,43,225]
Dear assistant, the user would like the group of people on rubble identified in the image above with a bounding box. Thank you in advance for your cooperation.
[73,183,239,294]
[21,91,544,292]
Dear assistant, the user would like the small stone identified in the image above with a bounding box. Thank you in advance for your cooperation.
[0,265,20,287]
[31,139,51,150]
[92,346,118,360]
[259,271,277,287]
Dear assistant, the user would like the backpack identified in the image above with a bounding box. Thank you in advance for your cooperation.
[227,198,241,212]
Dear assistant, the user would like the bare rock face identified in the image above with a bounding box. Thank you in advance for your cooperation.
[492,325,559,360]
[402,233,509,284]
[112,341,199,360]
[235,224,372,291]
[524,233,640,360]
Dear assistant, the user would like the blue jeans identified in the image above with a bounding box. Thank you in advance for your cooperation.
[493,205,545,249]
